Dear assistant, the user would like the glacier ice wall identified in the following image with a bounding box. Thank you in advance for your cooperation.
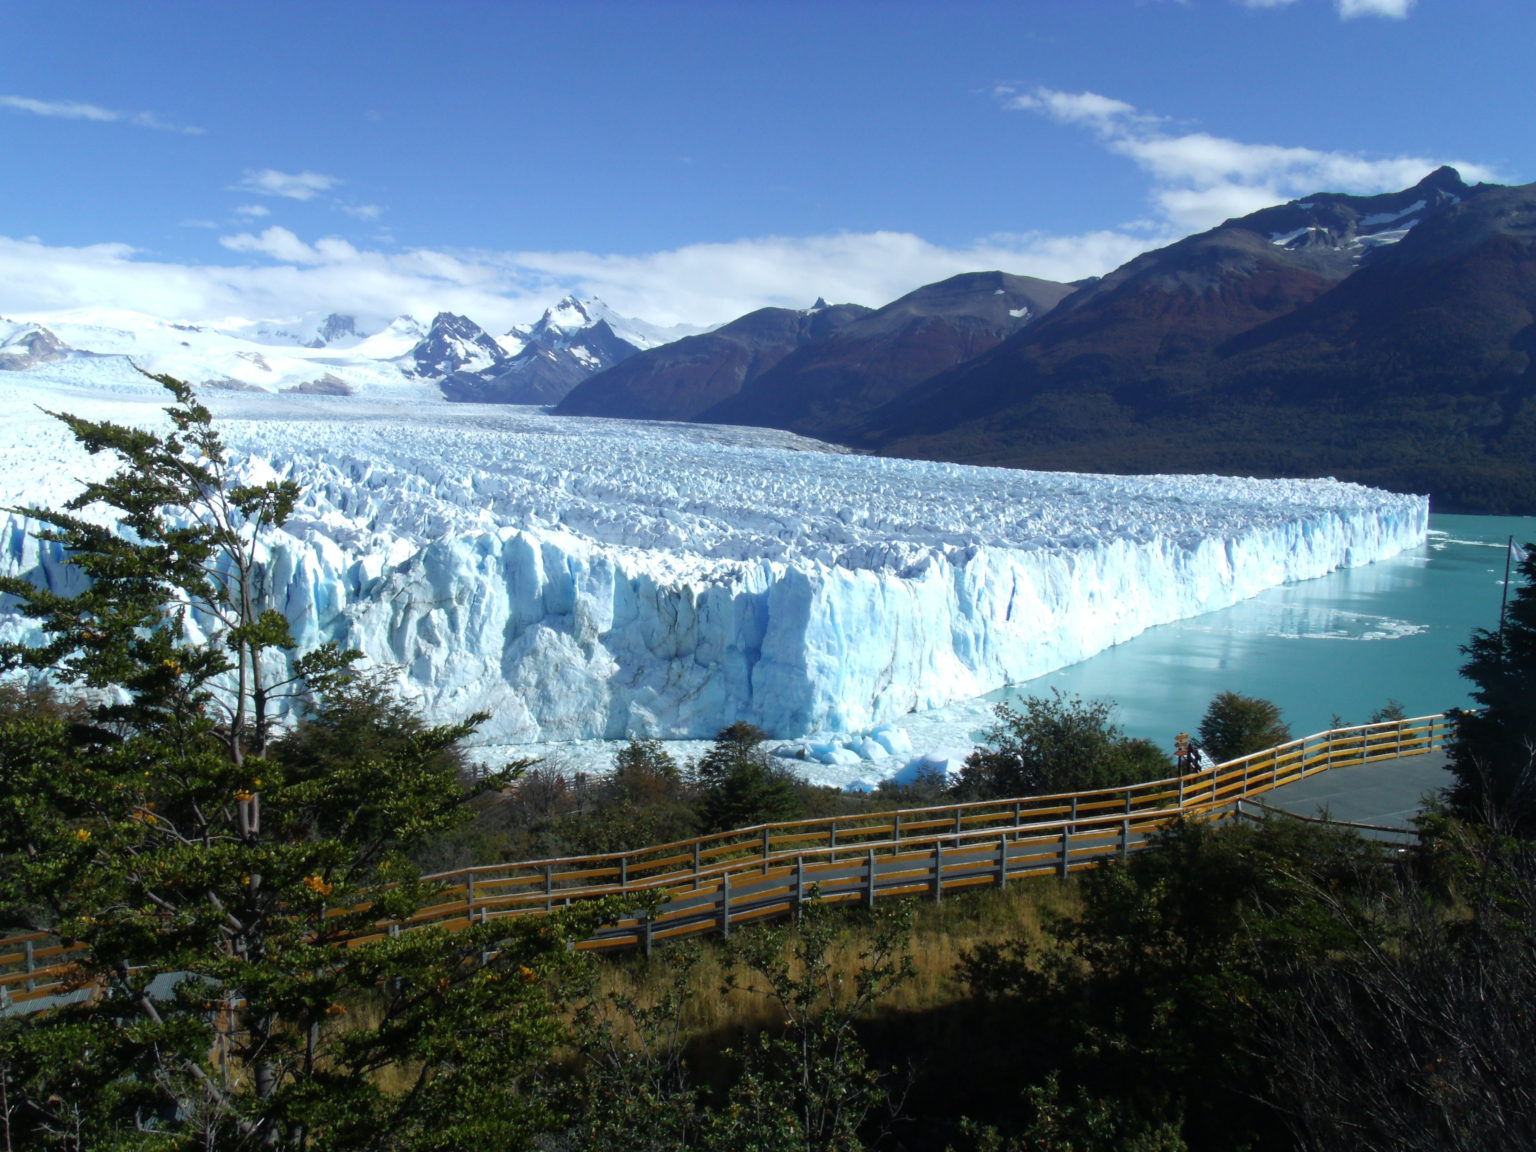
[0,381,1428,743]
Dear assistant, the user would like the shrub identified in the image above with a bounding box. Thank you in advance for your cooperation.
[959,691,1172,799]
[1197,691,1292,763]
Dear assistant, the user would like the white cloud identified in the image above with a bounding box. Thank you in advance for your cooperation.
[0,94,204,134]
[1002,86,1500,233]
[995,86,1147,128]
[1227,0,1411,14]
[233,204,271,219]
[339,203,384,221]
[0,222,1151,335]
[0,85,1490,333]
[230,169,342,201]
[1338,0,1413,16]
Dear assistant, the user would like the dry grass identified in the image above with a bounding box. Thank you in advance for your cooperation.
[580,874,1079,1044]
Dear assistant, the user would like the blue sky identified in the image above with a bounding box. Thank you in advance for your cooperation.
[1,0,1528,331]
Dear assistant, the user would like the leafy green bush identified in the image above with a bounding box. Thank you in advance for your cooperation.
[958,691,1172,799]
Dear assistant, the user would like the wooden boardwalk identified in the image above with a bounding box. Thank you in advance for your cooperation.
[0,715,1453,1006]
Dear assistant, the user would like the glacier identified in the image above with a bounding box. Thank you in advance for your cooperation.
[0,357,1428,750]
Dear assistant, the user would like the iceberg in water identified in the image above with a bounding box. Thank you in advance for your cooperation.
[0,365,1428,744]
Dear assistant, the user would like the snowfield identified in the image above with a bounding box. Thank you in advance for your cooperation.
[0,355,1428,781]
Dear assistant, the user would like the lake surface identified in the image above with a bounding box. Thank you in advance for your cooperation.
[989,513,1536,748]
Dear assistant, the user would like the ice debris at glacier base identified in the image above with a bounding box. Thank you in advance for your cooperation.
[0,364,1428,759]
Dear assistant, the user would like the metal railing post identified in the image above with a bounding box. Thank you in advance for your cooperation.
[1059,826,1070,879]
[720,871,732,939]
[997,835,1008,888]
[795,855,805,920]
[544,864,553,914]
[866,848,877,909]
[762,827,771,872]
[932,843,943,903]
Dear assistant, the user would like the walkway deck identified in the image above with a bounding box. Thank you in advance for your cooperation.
[1257,749,1450,831]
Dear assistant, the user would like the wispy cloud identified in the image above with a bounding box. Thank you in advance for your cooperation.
[1229,0,1413,14]
[998,85,1498,233]
[233,204,271,219]
[1337,0,1414,17]
[0,94,204,135]
[339,203,384,221]
[229,169,342,201]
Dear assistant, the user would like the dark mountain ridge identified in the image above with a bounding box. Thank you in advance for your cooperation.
[700,271,1076,437]
[555,302,873,420]
[852,169,1536,513]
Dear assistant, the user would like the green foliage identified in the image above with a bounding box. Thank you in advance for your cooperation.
[565,903,914,1152]
[701,899,914,1151]
[0,376,610,1150]
[959,818,1389,1151]
[564,948,707,1151]
[1446,543,1536,832]
[959,1072,1187,1152]
[693,722,804,833]
[958,691,1172,799]
[1196,691,1292,764]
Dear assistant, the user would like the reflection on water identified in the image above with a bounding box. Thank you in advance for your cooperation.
[991,513,1536,748]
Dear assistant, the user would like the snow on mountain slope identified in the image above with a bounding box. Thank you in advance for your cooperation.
[509,296,710,351]
[0,366,1428,755]
[2,308,441,400]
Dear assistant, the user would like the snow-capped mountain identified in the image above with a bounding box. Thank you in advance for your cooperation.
[0,322,70,371]
[0,297,701,408]
[510,295,705,352]
[436,296,709,405]
[401,312,519,392]
[0,308,440,399]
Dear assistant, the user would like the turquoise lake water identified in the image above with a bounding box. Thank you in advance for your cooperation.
[988,514,1536,748]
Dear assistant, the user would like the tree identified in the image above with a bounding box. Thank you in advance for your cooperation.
[693,722,803,833]
[958,691,1171,799]
[1258,820,1536,1151]
[0,376,607,1150]
[1446,543,1536,831]
[1196,691,1291,764]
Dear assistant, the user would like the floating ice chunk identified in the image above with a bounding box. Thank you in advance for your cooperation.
[813,746,865,767]
[869,725,913,755]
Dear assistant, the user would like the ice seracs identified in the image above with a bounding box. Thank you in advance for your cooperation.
[0,363,1429,753]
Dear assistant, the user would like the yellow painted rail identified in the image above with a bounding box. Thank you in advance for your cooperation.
[0,714,1452,1005]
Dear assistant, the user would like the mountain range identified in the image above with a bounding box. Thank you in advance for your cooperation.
[559,167,1536,514]
[3,167,1532,512]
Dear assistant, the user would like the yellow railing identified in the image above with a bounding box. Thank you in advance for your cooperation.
[0,714,1453,1004]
